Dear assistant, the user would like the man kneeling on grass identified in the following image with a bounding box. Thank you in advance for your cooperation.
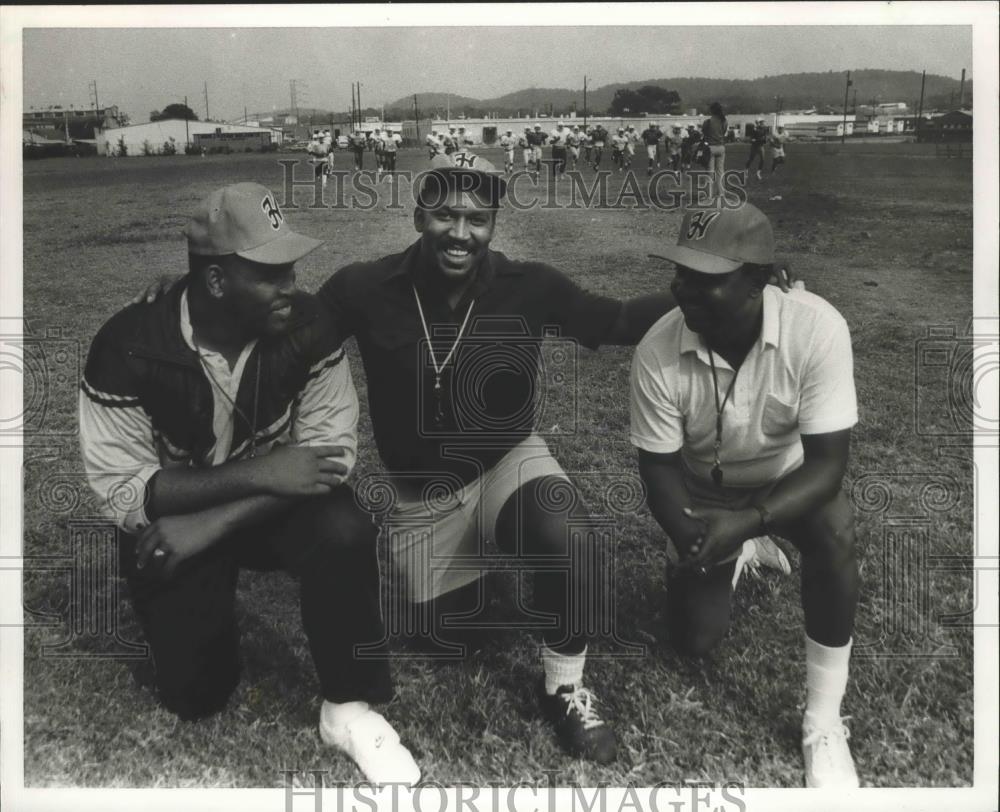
[79,182,419,785]
[629,203,860,788]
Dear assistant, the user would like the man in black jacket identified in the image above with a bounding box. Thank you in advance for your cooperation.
[80,182,419,785]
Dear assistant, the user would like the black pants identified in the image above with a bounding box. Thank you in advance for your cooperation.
[120,486,391,721]
[665,559,739,657]
[746,144,765,171]
[551,146,567,175]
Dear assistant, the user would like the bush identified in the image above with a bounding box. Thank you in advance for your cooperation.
[260,142,279,153]
[162,139,177,156]
[116,136,128,157]
[141,139,156,157]
[184,143,202,155]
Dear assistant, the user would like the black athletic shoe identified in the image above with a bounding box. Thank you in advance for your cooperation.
[539,683,618,764]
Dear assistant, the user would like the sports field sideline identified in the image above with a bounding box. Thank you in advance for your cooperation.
[22,141,974,787]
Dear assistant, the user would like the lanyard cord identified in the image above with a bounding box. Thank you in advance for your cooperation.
[707,348,738,484]
[412,284,476,383]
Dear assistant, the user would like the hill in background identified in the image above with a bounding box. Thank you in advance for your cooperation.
[387,70,971,118]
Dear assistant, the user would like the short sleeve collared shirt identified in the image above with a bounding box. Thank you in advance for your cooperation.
[318,240,621,487]
[629,287,857,487]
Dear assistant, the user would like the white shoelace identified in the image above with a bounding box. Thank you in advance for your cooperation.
[560,687,605,730]
[803,718,852,769]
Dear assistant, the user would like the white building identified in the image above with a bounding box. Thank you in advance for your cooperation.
[95,119,283,156]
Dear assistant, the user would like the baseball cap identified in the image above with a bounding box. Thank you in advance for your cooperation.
[649,204,774,275]
[422,151,507,205]
[185,182,322,265]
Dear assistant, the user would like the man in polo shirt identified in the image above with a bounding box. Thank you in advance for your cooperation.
[81,183,420,785]
[629,204,860,788]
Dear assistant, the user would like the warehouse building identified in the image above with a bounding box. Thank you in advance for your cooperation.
[95,119,283,156]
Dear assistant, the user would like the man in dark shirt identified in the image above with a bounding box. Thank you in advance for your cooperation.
[641,123,662,176]
[525,124,548,178]
[136,158,792,766]
[314,152,676,764]
[746,117,768,180]
[349,129,367,172]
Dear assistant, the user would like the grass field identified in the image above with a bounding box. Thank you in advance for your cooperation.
[21,141,975,787]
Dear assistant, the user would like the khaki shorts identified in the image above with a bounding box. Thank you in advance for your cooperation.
[667,464,781,566]
[386,435,567,603]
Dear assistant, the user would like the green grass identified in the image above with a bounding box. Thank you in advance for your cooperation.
[21,143,974,787]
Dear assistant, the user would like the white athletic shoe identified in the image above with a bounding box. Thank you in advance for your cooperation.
[802,718,859,788]
[731,536,791,589]
[756,169,763,180]
[320,709,421,786]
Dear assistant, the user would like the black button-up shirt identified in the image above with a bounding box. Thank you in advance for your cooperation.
[317,240,621,488]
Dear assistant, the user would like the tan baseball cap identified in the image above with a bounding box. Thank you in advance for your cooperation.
[185,182,323,264]
[650,204,774,275]
[425,151,507,203]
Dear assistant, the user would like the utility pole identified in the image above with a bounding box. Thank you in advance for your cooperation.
[916,69,926,140]
[852,89,857,115]
[357,82,363,125]
[184,95,190,146]
[413,94,421,141]
[204,81,210,121]
[350,83,356,130]
[958,68,966,108]
[583,75,588,129]
[88,79,99,113]
[841,70,852,144]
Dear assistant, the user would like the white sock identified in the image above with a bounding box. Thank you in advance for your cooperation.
[321,700,369,730]
[804,635,852,731]
[541,644,587,695]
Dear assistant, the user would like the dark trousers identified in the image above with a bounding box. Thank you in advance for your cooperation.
[551,146,567,175]
[120,486,391,721]
[746,143,765,171]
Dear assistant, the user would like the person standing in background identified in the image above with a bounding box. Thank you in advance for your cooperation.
[702,102,728,196]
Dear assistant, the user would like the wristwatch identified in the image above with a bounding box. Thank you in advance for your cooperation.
[753,503,773,533]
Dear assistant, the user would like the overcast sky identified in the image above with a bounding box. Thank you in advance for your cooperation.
[23,25,973,123]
